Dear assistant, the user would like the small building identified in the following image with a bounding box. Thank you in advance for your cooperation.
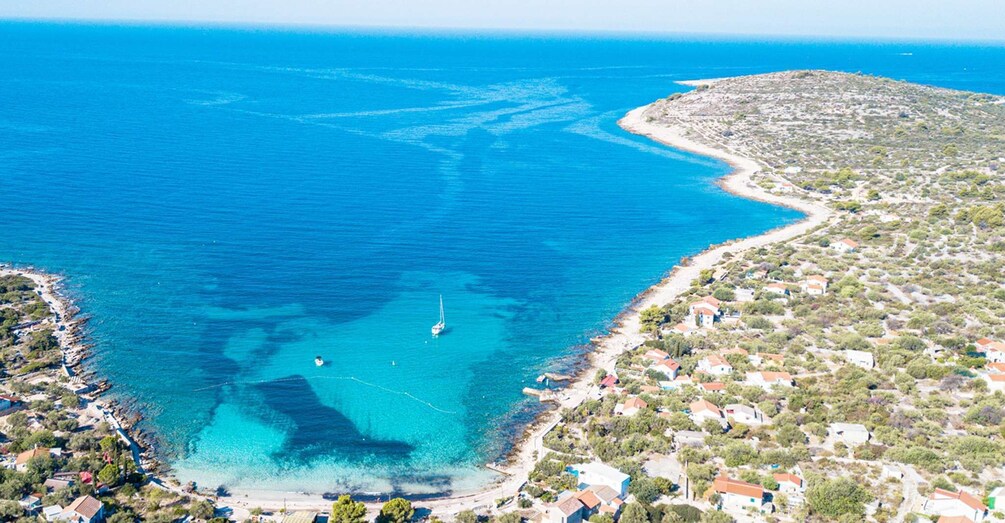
[745,371,794,390]
[584,485,624,516]
[615,397,648,417]
[724,404,766,426]
[43,505,63,522]
[880,464,903,480]
[765,283,790,296]
[828,423,871,446]
[987,342,1005,363]
[832,238,859,253]
[801,275,829,295]
[652,360,681,380]
[599,374,618,389]
[844,349,875,369]
[975,338,995,353]
[773,473,804,495]
[749,352,784,366]
[689,296,721,317]
[989,486,1004,510]
[697,355,733,376]
[713,475,765,512]
[15,447,51,472]
[547,494,584,523]
[983,373,1005,392]
[699,382,725,392]
[923,488,987,522]
[689,399,728,429]
[693,308,716,328]
[0,394,21,413]
[61,495,105,523]
[569,462,631,497]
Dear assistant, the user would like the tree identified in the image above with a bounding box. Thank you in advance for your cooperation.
[0,500,22,520]
[455,510,478,523]
[699,511,733,523]
[806,478,872,518]
[331,495,367,523]
[189,500,215,521]
[378,498,414,523]
[590,514,615,523]
[97,463,120,487]
[629,477,661,504]
[496,513,522,523]
[620,503,650,523]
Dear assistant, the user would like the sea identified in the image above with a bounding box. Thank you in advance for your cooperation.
[2,22,1004,495]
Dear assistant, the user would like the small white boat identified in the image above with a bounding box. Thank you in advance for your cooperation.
[315,356,324,367]
[431,295,445,336]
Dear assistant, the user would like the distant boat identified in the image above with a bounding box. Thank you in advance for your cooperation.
[315,356,324,367]
[431,295,445,336]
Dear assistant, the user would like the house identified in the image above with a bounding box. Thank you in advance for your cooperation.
[989,486,1004,510]
[697,355,733,376]
[599,374,618,389]
[699,382,726,392]
[987,342,1005,363]
[828,423,871,446]
[18,495,41,514]
[43,505,63,522]
[983,373,1005,392]
[801,275,829,296]
[923,488,987,522]
[615,397,648,417]
[15,447,51,472]
[547,494,584,523]
[689,399,728,428]
[652,360,681,380]
[713,476,764,512]
[583,485,624,516]
[61,495,104,523]
[660,375,694,390]
[643,349,670,362]
[765,283,790,296]
[569,462,631,497]
[832,238,859,253]
[44,477,74,491]
[673,430,707,449]
[671,323,696,336]
[693,308,717,328]
[745,371,794,390]
[844,350,875,369]
[749,352,784,366]
[975,338,995,353]
[724,404,766,425]
[689,297,721,328]
[773,473,804,495]
[988,362,1005,374]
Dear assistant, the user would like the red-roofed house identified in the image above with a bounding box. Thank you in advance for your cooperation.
[599,375,618,389]
[988,362,1005,374]
[642,349,670,362]
[62,495,104,523]
[766,282,790,296]
[713,476,764,511]
[652,360,681,380]
[547,495,585,523]
[745,371,794,390]
[773,473,804,495]
[689,399,727,428]
[15,447,51,472]
[987,342,1005,363]
[689,297,721,328]
[975,338,995,353]
[923,488,987,522]
[699,382,725,392]
[615,397,648,417]
[832,238,859,253]
[801,275,828,296]
[984,373,1005,392]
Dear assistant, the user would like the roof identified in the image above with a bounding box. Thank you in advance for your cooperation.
[753,371,792,382]
[807,275,828,282]
[937,517,975,523]
[700,382,725,391]
[15,447,49,465]
[552,496,585,516]
[988,363,1005,373]
[66,496,102,519]
[571,462,630,485]
[929,488,987,512]
[599,375,618,387]
[839,238,859,247]
[767,282,788,289]
[830,422,869,433]
[623,397,648,410]
[976,337,994,346]
[0,394,18,402]
[705,354,731,368]
[576,490,602,510]
[772,473,803,487]
[586,485,621,503]
[643,349,670,360]
[656,360,680,371]
[722,348,749,356]
[673,323,693,333]
[690,399,721,416]
[714,476,764,498]
[695,308,715,316]
[282,512,318,523]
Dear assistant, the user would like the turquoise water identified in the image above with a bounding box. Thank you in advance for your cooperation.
[2,23,1004,494]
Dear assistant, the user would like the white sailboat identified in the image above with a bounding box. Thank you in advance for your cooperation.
[431,295,445,336]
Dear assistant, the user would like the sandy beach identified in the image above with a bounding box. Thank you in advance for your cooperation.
[214,97,832,515]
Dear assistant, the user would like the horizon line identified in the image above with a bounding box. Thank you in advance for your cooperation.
[3,16,1005,46]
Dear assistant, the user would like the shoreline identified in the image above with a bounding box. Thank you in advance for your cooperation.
[1,90,832,517]
[215,97,832,513]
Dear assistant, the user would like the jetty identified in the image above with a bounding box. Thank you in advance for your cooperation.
[522,387,560,403]
[535,372,572,383]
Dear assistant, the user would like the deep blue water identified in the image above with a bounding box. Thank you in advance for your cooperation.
[2,22,1004,494]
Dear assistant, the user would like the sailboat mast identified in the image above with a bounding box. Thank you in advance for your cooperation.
[439,295,445,324]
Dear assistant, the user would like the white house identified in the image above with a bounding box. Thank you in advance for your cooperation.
[745,371,794,390]
[652,360,680,380]
[614,397,648,417]
[773,473,805,495]
[765,283,790,296]
[832,238,859,253]
[923,488,988,522]
[690,399,728,429]
[15,447,51,472]
[983,373,1005,392]
[642,349,670,363]
[844,350,875,369]
[975,338,996,353]
[986,342,1005,363]
[828,423,871,446]
[714,476,764,512]
[697,355,733,376]
[43,505,63,522]
[689,297,721,328]
[547,494,585,523]
[800,275,828,296]
[724,404,766,426]
[748,352,784,366]
[569,462,631,497]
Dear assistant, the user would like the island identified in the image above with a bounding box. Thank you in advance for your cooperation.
[2,70,1004,523]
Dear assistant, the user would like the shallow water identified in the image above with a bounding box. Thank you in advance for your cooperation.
[2,23,1003,493]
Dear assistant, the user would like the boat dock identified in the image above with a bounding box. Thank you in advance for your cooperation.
[522,387,560,403]
[535,372,573,383]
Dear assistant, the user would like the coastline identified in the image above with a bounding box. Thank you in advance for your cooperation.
[216,95,832,514]
[0,88,831,517]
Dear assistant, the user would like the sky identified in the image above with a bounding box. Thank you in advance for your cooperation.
[3,0,1005,41]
